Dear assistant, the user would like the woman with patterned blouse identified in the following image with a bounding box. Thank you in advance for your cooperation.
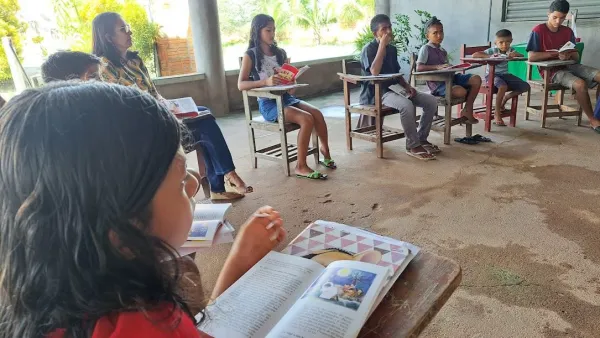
[92,12,251,201]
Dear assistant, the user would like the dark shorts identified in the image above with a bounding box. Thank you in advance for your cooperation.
[432,74,472,97]
[485,73,530,93]
[258,93,302,122]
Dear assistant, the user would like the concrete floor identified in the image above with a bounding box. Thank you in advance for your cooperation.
[187,88,600,338]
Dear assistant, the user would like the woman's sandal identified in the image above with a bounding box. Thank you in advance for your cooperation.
[422,143,442,154]
[405,150,436,161]
[319,158,337,169]
[296,171,328,180]
[224,177,253,194]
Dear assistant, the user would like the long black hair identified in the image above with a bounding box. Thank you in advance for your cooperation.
[92,12,139,66]
[0,81,192,337]
[247,14,286,74]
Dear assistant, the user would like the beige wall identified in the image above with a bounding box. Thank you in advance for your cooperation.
[154,56,362,115]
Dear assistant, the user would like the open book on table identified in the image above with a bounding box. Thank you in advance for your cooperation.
[179,204,235,255]
[197,221,420,338]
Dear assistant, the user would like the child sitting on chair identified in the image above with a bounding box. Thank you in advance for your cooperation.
[238,14,336,179]
[416,17,482,124]
[41,51,103,82]
[360,14,439,161]
[472,29,530,126]
[526,0,600,134]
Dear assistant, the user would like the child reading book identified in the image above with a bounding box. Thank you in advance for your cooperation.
[359,14,440,161]
[0,81,286,337]
[417,17,482,124]
[526,0,600,134]
[472,29,531,126]
[238,14,337,179]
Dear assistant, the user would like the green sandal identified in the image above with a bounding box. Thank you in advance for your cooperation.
[319,158,337,169]
[296,171,328,180]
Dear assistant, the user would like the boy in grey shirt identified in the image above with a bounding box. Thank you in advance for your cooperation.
[472,29,530,126]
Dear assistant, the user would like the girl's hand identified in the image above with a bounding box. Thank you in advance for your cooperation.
[265,74,282,86]
[230,206,286,267]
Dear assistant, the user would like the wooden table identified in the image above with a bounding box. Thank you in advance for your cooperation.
[412,66,480,144]
[460,56,527,131]
[359,251,462,338]
[337,73,406,158]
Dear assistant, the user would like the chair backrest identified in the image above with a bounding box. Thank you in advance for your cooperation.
[408,53,418,87]
[460,42,492,58]
[566,9,578,38]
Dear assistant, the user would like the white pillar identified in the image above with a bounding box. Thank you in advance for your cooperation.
[188,0,229,116]
[375,0,391,16]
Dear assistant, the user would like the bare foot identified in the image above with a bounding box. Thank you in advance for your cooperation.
[225,171,253,194]
[319,146,331,160]
[590,117,600,129]
[461,106,479,124]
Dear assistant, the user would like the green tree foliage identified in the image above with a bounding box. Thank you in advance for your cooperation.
[294,0,337,45]
[0,0,28,81]
[52,0,160,70]
[337,0,374,29]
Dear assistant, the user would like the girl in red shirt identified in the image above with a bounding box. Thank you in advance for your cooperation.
[0,81,286,337]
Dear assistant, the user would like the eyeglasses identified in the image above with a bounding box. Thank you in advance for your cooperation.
[119,24,131,34]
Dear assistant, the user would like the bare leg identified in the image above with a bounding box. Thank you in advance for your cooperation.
[224,171,253,194]
[466,75,482,119]
[573,79,600,128]
[495,85,508,125]
[294,101,331,159]
[284,106,316,176]
[451,86,475,122]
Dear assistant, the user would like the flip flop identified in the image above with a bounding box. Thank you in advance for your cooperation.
[296,171,328,180]
[593,126,600,134]
[319,158,337,169]
[422,143,442,154]
[493,120,507,127]
[472,134,492,142]
[454,137,480,145]
[406,150,436,161]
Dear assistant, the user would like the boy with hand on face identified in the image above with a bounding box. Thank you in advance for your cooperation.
[416,17,482,125]
[359,14,440,161]
[527,0,600,133]
[472,29,530,126]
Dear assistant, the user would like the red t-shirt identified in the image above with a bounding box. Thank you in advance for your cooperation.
[48,305,212,338]
[526,23,576,79]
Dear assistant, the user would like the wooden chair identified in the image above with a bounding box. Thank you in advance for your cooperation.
[408,54,472,144]
[525,60,584,128]
[239,58,319,176]
[460,43,520,132]
[338,59,404,158]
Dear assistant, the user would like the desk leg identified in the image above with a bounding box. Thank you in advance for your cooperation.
[375,84,383,158]
[485,65,495,132]
[343,80,353,150]
[276,96,291,176]
[444,78,452,145]
[541,69,550,129]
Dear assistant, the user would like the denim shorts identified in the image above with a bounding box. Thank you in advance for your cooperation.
[258,93,301,122]
[432,74,473,97]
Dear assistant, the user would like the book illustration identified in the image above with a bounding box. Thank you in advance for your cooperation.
[285,222,410,273]
[302,248,382,267]
[302,267,377,311]
[188,221,209,239]
[277,63,310,85]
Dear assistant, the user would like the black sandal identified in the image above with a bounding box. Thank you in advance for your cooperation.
[454,137,480,145]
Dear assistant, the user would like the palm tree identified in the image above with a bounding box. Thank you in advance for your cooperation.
[337,0,374,29]
[294,0,337,45]
[256,0,292,41]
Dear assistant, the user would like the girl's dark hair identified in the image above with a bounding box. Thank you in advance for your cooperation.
[247,14,286,74]
[425,16,443,32]
[92,12,139,65]
[0,81,192,337]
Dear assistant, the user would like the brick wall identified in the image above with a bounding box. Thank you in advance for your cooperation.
[156,37,196,76]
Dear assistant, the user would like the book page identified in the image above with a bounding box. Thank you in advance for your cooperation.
[168,97,198,114]
[267,260,390,338]
[194,203,231,222]
[198,251,325,338]
[187,220,221,241]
